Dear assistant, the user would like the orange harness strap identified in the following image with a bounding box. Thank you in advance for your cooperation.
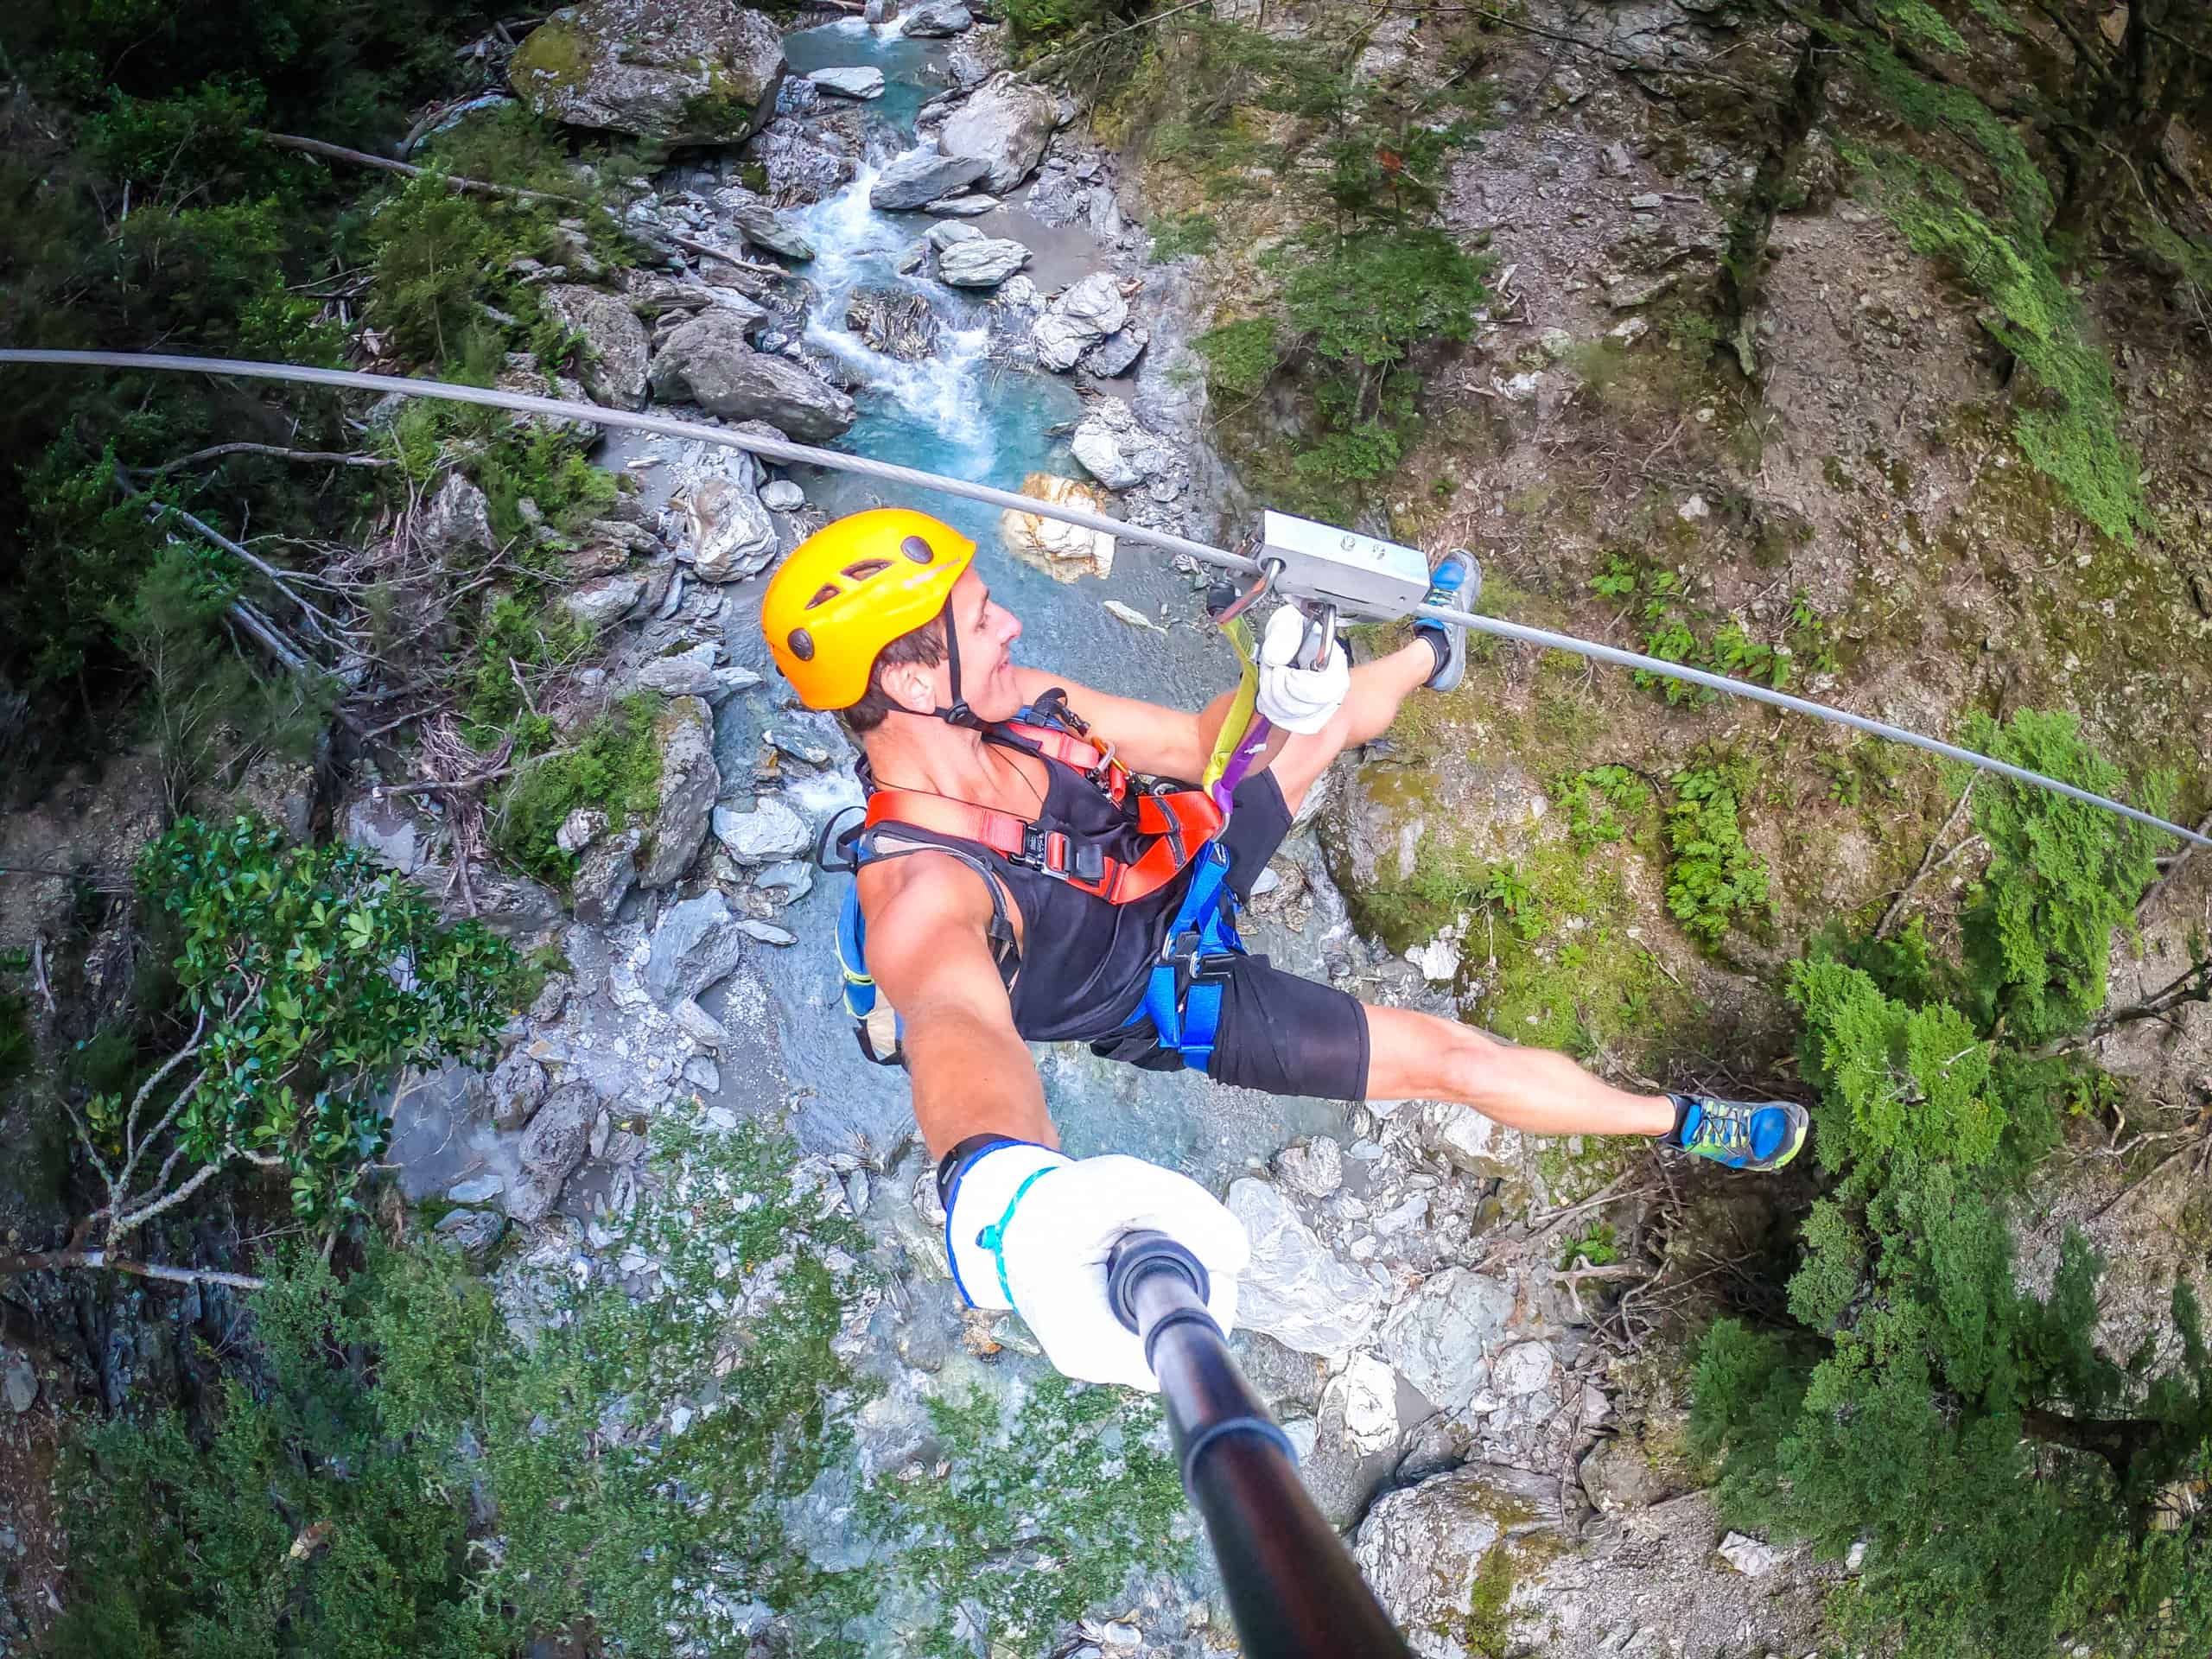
[860,723,1223,905]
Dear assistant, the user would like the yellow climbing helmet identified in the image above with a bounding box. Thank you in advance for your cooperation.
[760,508,977,710]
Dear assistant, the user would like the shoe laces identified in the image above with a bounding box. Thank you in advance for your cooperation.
[1686,1099,1750,1151]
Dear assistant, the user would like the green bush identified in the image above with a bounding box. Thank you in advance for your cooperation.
[113,816,520,1222]
[1956,709,2171,1045]
[1560,766,1654,854]
[47,1119,871,1659]
[1662,766,1770,947]
[464,593,595,744]
[492,694,665,884]
[1690,946,2212,1659]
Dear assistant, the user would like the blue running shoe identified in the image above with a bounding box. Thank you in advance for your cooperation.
[1414,547,1481,691]
[1668,1094,1808,1173]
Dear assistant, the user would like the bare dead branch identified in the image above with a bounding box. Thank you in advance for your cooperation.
[257,130,581,207]
[0,1249,265,1291]
[141,441,397,474]
[1877,780,1977,940]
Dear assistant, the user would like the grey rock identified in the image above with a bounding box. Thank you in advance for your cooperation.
[345,795,427,875]
[561,572,647,632]
[1352,1466,1509,1646]
[682,1056,721,1090]
[1275,1136,1343,1198]
[739,918,797,945]
[494,355,602,442]
[530,972,573,1024]
[1580,1435,1674,1513]
[434,1207,508,1267]
[753,858,814,901]
[637,641,721,696]
[899,0,973,34]
[509,0,785,147]
[636,695,719,888]
[541,283,650,409]
[448,1172,506,1205]
[1376,1266,1516,1414]
[571,825,641,925]
[672,996,729,1050]
[1084,326,1147,378]
[843,286,941,363]
[937,235,1032,289]
[1415,1101,1524,1180]
[1605,270,1679,309]
[1225,1178,1387,1357]
[419,473,494,560]
[748,114,857,201]
[868,148,990,211]
[645,890,748,1003]
[863,0,894,19]
[1069,396,1170,490]
[505,1081,599,1224]
[2,1350,36,1415]
[808,66,885,99]
[709,664,765,701]
[1032,271,1128,371]
[487,1051,550,1131]
[927,193,998,216]
[726,194,816,261]
[760,479,805,512]
[925,219,983,249]
[557,808,607,855]
[1719,1530,1788,1576]
[651,310,855,439]
[681,463,779,582]
[937,73,1060,193]
[713,796,810,863]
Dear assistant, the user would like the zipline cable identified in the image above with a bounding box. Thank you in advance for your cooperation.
[4,348,2204,852]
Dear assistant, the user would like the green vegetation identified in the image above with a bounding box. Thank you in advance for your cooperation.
[48,1120,873,1659]
[862,1376,1191,1657]
[492,693,666,885]
[1591,553,1834,704]
[1692,709,2211,1659]
[84,816,520,1224]
[1560,766,1653,855]
[1663,764,1771,949]
[1128,16,1493,517]
[463,593,596,747]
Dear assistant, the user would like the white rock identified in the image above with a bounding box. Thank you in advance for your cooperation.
[1069,395,1170,490]
[937,235,1032,289]
[760,479,804,512]
[1000,471,1114,582]
[712,796,810,864]
[1492,1340,1558,1396]
[1102,600,1161,632]
[1352,1467,1508,1644]
[636,641,721,696]
[1719,1531,1787,1577]
[2,1350,36,1415]
[1376,1266,1516,1414]
[556,808,607,855]
[1032,271,1128,372]
[1224,1178,1387,1358]
[1408,935,1460,983]
[448,1173,505,1204]
[1677,493,1710,522]
[1275,1135,1344,1198]
[807,66,885,99]
[1325,1351,1402,1453]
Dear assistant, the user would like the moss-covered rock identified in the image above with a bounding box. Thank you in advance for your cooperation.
[509,0,786,147]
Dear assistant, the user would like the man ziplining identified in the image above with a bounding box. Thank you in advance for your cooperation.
[761,508,1808,1390]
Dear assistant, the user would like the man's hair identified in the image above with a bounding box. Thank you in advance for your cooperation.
[842,612,947,735]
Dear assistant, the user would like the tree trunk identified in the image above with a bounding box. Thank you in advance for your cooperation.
[2020,1406,2161,1478]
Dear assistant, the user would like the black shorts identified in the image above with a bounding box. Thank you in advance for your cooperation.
[1088,771,1371,1101]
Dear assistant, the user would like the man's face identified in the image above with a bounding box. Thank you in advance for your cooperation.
[929,566,1023,722]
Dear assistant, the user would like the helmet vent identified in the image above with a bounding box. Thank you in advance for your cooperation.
[841,559,892,582]
[805,583,841,609]
[787,627,815,661]
[899,535,935,563]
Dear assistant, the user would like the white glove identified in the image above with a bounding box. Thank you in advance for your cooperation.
[1255,605,1351,734]
[944,1143,1248,1391]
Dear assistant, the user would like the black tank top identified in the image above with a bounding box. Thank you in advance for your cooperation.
[881,760,1192,1045]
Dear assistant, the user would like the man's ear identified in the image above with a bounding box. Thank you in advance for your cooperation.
[882,659,937,715]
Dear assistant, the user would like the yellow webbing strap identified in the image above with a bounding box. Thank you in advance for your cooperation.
[1201,613,1262,793]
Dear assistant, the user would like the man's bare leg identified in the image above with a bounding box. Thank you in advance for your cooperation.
[1363,1004,1675,1137]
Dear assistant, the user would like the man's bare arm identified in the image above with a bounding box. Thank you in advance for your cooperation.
[861,855,1056,1159]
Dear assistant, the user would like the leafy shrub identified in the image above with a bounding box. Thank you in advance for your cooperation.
[1560,765,1653,854]
[493,694,665,884]
[1663,766,1770,947]
[47,1120,871,1659]
[367,169,553,363]
[112,816,519,1223]
[464,593,595,744]
[1956,709,2171,1045]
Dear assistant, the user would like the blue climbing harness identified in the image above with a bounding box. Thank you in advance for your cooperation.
[1135,838,1246,1068]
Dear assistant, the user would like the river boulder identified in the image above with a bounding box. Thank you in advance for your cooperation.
[936,235,1031,289]
[899,0,973,34]
[650,310,856,439]
[1000,472,1115,582]
[540,283,651,410]
[635,696,719,888]
[808,66,885,99]
[868,148,990,211]
[509,0,786,148]
[680,461,778,582]
[937,73,1061,194]
[716,190,816,261]
[1070,396,1171,490]
[505,1081,600,1224]
[1032,271,1128,371]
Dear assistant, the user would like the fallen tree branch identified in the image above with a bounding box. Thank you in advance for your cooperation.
[0,1249,265,1292]
[668,232,791,278]
[2139,808,2212,916]
[142,441,397,474]
[257,130,582,207]
[1877,780,1976,940]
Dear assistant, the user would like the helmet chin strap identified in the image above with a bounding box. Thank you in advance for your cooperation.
[891,610,988,730]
